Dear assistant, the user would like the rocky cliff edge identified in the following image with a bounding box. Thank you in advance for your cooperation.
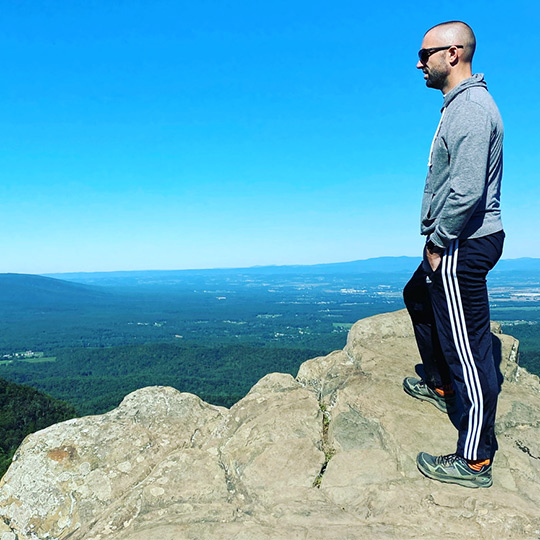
[1,309,539,540]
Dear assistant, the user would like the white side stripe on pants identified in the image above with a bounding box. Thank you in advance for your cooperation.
[440,240,484,460]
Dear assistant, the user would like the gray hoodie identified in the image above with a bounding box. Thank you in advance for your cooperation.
[421,73,504,248]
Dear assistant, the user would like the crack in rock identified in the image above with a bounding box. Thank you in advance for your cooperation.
[516,440,540,460]
[313,402,335,488]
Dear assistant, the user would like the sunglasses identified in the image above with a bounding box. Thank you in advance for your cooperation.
[418,45,464,64]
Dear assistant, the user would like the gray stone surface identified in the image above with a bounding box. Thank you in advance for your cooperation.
[1,309,539,539]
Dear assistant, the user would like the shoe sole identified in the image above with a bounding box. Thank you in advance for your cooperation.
[402,380,454,414]
[417,457,493,489]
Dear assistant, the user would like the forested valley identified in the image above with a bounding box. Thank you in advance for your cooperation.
[1,259,539,477]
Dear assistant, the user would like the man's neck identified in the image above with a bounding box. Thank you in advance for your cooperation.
[441,68,473,94]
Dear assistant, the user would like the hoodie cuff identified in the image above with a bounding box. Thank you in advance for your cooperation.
[427,232,447,251]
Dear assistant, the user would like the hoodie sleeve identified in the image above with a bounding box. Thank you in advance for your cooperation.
[429,101,491,249]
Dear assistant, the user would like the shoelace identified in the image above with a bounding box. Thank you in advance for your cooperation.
[435,453,462,467]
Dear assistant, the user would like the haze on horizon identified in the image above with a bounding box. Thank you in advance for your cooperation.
[2,1,538,275]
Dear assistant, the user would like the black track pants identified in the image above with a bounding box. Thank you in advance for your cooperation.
[403,230,505,460]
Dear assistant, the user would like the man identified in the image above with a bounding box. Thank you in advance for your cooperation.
[403,21,504,488]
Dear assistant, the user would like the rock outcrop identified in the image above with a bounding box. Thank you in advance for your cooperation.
[1,309,539,539]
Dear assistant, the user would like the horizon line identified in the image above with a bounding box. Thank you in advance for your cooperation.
[32,255,540,276]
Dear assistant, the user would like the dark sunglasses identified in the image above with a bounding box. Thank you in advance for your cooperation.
[418,45,464,63]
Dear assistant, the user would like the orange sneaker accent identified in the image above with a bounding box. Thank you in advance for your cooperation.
[467,459,490,471]
[435,387,455,397]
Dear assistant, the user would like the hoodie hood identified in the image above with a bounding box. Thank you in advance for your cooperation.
[442,73,487,110]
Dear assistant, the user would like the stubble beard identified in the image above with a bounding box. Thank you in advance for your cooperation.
[425,65,448,90]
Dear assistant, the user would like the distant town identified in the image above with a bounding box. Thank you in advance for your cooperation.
[2,351,44,360]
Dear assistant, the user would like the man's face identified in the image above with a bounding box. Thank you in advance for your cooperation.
[416,32,451,90]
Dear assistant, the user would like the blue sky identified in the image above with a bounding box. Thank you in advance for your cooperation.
[1,0,538,273]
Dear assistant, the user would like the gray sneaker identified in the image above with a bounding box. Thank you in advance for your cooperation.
[417,452,493,488]
[403,377,457,414]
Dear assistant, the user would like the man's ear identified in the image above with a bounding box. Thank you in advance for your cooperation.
[448,46,460,66]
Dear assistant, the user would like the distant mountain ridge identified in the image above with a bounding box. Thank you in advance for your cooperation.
[0,273,111,309]
[2,256,537,300]
[45,256,422,282]
[43,256,540,286]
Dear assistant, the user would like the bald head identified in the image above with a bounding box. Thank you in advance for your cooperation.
[425,21,476,63]
[417,21,476,93]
